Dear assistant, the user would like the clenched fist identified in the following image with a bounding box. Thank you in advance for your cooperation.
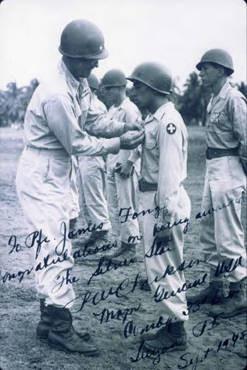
[120,130,144,149]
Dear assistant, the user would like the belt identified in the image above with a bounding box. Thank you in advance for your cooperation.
[139,179,157,192]
[206,147,239,160]
[25,145,69,158]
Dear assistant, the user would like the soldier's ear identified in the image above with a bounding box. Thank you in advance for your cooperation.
[216,65,226,77]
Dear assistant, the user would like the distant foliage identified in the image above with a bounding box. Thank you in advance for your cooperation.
[0,75,245,128]
[0,79,39,127]
[176,72,210,126]
[176,73,246,126]
[235,81,247,98]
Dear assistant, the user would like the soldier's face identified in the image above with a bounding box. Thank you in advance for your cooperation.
[199,63,222,87]
[132,81,152,110]
[104,86,123,107]
[63,56,99,80]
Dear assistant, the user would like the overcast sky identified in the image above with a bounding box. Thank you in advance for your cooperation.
[0,0,246,89]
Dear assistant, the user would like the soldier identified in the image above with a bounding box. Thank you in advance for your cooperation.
[101,69,141,260]
[127,62,191,351]
[77,73,111,245]
[15,19,144,355]
[188,49,247,318]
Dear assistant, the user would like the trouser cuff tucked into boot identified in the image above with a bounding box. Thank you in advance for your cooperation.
[187,277,225,306]
[209,278,247,318]
[36,299,52,340]
[143,321,187,352]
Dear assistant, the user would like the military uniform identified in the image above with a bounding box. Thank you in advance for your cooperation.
[106,97,141,244]
[139,101,191,321]
[16,61,125,308]
[200,81,247,282]
[77,93,111,232]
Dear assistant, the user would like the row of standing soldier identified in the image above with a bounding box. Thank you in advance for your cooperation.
[16,19,247,356]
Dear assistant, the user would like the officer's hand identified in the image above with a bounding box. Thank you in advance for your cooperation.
[119,160,134,178]
[124,121,143,132]
[120,130,144,149]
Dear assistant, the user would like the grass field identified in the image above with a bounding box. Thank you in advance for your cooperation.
[0,126,246,370]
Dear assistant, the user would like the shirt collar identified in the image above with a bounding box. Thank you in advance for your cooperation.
[214,80,230,100]
[207,80,230,112]
[58,60,80,95]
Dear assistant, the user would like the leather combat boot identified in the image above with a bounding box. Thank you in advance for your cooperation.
[47,306,99,355]
[187,280,225,305]
[209,278,247,318]
[140,318,172,341]
[36,299,52,340]
[36,301,90,343]
[143,321,187,352]
[106,241,137,262]
[87,230,109,247]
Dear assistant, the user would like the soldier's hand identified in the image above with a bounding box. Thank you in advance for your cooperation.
[120,130,144,150]
[124,121,143,132]
[119,160,134,178]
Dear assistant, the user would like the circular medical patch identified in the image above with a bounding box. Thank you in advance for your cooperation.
[166,123,176,134]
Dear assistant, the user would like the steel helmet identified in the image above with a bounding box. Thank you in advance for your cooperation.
[127,62,172,94]
[59,19,108,59]
[87,73,100,90]
[101,69,127,88]
[196,49,234,75]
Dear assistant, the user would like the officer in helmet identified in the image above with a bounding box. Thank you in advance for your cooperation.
[100,69,141,261]
[78,73,111,245]
[188,49,247,318]
[127,62,191,352]
[16,19,144,355]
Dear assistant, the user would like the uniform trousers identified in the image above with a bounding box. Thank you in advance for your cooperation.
[16,147,75,308]
[140,187,191,321]
[106,168,140,244]
[200,156,247,282]
[78,156,111,231]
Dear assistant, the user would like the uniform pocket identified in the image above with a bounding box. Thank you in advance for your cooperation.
[145,129,157,149]
[45,158,71,184]
[211,110,229,132]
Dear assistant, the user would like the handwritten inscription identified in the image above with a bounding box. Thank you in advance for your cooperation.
[177,329,247,369]
[145,237,173,258]
[130,339,175,365]
[87,256,137,284]
[153,273,207,302]
[130,329,247,366]
[124,315,172,339]
[214,256,242,277]
[65,273,140,313]
[93,303,141,325]
[119,206,166,223]
[152,258,200,283]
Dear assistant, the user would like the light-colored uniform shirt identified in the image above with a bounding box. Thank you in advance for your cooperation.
[106,97,141,171]
[79,91,108,167]
[141,101,188,216]
[24,61,126,157]
[206,81,247,160]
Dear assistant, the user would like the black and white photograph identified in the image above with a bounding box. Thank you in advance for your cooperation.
[0,0,246,369]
